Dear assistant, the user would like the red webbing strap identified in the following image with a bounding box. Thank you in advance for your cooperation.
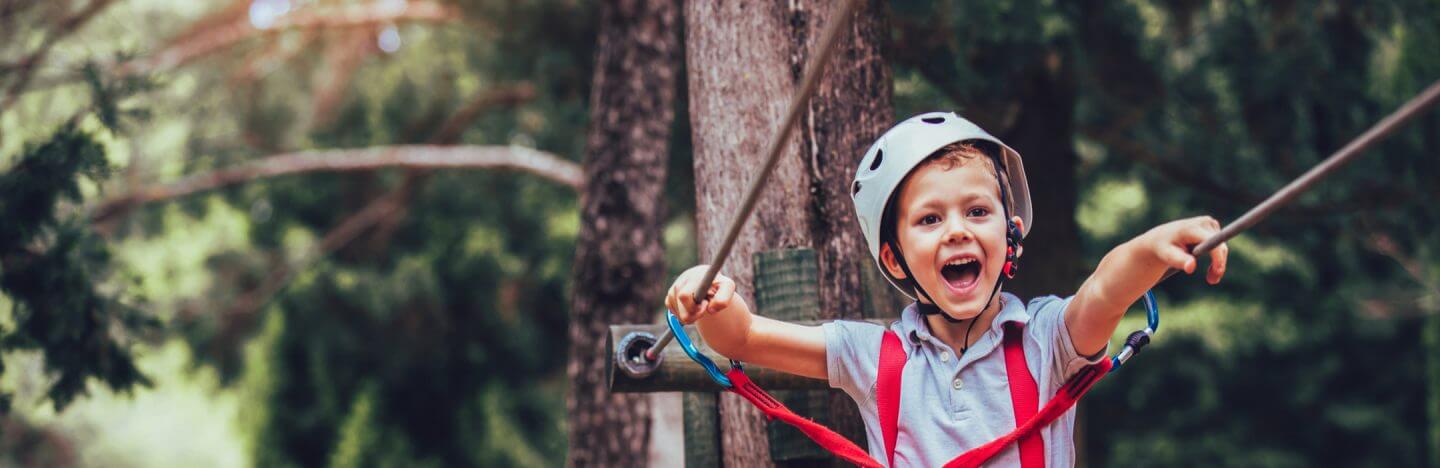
[722,326,1112,468]
[943,356,1114,468]
[876,331,907,467]
[1003,322,1045,468]
[723,368,885,468]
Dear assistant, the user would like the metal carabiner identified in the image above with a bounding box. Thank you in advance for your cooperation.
[665,311,734,388]
[1111,289,1160,370]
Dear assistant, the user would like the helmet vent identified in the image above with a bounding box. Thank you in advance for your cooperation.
[921,116,946,124]
[851,181,861,196]
[869,149,884,170]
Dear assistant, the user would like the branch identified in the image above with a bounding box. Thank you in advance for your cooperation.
[358,83,540,251]
[1365,231,1440,298]
[208,184,412,350]
[116,0,462,76]
[429,83,537,144]
[89,145,581,223]
[141,83,543,336]
[1,0,116,109]
[1356,229,1440,319]
[309,29,378,127]
[228,30,318,85]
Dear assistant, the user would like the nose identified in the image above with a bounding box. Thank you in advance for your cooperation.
[943,218,973,244]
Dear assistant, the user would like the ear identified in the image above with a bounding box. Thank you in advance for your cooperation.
[880,242,908,280]
[1010,215,1025,258]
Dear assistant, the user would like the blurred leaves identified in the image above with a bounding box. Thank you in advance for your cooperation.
[81,58,159,134]
[0,124,159,413]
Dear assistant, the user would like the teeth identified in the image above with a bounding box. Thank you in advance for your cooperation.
[944,258,975,266]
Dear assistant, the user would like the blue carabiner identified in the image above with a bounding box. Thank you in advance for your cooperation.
[1110,289,1161,371]
[666,311,733,388]
[1141,289,1160,332]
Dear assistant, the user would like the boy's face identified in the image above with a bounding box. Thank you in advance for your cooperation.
[880,160,1020,320]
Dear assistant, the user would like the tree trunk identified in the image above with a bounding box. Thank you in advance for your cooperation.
[565,0,681,466]
[684,1,891,466]
[1000,53,1084,301]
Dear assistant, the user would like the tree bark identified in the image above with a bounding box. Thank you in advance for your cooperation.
[565,0,681,466]
[684,1,891,465]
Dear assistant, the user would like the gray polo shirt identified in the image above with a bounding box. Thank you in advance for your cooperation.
[822,293,1105,467]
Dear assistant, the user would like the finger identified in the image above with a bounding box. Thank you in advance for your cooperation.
[709,278,737,312]
[675,296,697,323]
[677,281,696,310]
[1207,242,1229,284]
[1181,221,1218,244]
[1158,243,1196,274]
[694,299,712,319]
[664,286,675,312]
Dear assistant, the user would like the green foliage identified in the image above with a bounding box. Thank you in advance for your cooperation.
[0,124,159,412]
[1080,2,1440,466]
[147,2,597,465]
[81,58,160,134]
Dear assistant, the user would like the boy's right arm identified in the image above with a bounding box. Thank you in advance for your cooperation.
[666,265,828,380]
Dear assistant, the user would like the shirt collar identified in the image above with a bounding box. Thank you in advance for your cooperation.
[898,292,1029,346]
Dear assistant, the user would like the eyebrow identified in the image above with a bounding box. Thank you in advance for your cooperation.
[913,191,994,212]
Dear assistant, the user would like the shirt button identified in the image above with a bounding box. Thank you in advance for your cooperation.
[939,351,951,362]
[952,377,963,390]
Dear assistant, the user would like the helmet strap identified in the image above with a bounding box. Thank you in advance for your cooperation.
[888,240,966,324]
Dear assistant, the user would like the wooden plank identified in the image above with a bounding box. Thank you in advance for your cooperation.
[608,319,886,392]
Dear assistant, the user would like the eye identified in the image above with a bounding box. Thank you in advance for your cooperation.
[919,214,941,225]
[967,207,989,218]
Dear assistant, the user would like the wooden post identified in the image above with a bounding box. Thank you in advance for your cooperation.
[753,249,837,463]
[684,392,721,468]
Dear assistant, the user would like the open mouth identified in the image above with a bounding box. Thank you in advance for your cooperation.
[939,257,981,294]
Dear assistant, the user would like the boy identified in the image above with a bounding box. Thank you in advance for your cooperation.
[665,112,1228,467]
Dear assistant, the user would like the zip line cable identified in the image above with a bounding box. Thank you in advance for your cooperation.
[644,0,861,362]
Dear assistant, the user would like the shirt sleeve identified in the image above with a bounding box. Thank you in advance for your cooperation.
[822,320,889,403]
[1026,295,1109,381]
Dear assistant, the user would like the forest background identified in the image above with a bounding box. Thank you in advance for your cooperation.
[1,0,1438,467]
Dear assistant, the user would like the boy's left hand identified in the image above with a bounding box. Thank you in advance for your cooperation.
[1137,216,1229,284]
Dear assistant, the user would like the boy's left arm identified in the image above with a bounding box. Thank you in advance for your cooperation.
[1065,216,1230,356]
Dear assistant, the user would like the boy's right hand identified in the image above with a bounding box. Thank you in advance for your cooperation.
[665,265,737,324]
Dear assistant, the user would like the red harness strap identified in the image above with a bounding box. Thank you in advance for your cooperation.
[876,331,907,467]
[942,357,1111,467]
[724,368,884,468]
[876,322,1114,468]
[722,322,1112,468]
[1001,321,1046,468]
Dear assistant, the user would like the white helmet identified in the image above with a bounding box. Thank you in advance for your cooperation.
[850,111,1032,298]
